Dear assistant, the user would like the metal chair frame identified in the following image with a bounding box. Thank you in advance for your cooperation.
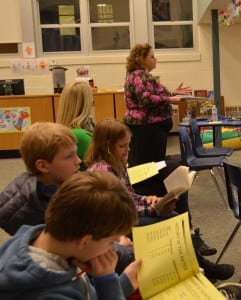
[216,160,241,263]
[178,126,228,209]
[189,119,233,158]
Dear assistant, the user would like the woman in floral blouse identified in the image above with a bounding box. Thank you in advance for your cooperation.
[123,45,219,258]
[124,43,191,164]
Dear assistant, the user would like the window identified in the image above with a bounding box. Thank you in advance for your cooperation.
[151,0,194,49]
[89,0,130,51]
[38,0,81,52]
[36,0,131,53]
[33,0,196,55]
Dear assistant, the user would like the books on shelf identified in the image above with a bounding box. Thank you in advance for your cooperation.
[127,161,167,185]
[132,213,225,299]
[180,95,212,101]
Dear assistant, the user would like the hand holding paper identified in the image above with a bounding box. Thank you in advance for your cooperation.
[153,186,189,214]
[151,166,196,214]
[132,213,226,300]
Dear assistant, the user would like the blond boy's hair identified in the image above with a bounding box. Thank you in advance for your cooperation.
[20,122,77,174]
[45,171,137,240]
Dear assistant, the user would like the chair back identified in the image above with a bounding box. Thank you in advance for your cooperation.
[189,119,203,149]
[223,160,241,219]
[178,126,195,165]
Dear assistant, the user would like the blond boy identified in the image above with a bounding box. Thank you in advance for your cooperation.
[0,122,81,235]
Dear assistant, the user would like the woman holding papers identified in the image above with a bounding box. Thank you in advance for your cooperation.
[123,43,191,164]
[123,43,220,260]
[85,118,235,282]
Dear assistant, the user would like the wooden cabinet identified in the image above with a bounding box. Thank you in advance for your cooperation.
[114,92,126,121]
[93,92,115,122]
[0,95,54,150]
[0,91,184,151]
[53,92,116,123]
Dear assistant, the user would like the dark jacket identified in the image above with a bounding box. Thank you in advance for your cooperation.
[0,172,57,235]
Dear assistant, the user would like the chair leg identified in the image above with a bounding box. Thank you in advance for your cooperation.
[209,169,229,209]
[216,166,226,187]
[216,220,241,264]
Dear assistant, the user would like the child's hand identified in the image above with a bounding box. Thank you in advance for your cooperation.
[119,235,133,247]
[87,249,118,278]
[157,198,177,214]
[123,259,142,290]
[146,195,160,205]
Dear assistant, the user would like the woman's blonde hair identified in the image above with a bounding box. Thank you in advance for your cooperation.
[56,81,95,132]
[126,43,152,73]
[85,118,131,177]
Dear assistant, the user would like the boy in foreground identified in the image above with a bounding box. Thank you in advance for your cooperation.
[0,171,140,299]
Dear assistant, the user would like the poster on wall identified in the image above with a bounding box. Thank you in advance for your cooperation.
[10,59,51,75]
[22,42,36,58]
[0,107,31,132]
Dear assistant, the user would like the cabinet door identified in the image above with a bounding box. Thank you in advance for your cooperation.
[93,93,114,122]
[53,95,60,121]
[115,92,125,121]
[0,95,54,150]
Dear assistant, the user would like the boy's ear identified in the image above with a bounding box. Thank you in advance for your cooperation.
[76,234,92,248]
[35,159,49,174]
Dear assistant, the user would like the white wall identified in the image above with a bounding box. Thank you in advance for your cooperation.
[0,0,22,43]
[0,4,241,107]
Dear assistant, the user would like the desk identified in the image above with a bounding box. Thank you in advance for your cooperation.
[179,119,241,147]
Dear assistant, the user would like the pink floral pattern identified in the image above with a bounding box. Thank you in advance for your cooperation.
[124,69,173,125]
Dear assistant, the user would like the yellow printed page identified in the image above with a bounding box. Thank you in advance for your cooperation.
[149,273,225,300]
[127,162,159,185]
[132,213,199,300]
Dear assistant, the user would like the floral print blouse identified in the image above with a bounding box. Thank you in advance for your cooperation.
[88,161,158,217]
[124,69,173,125]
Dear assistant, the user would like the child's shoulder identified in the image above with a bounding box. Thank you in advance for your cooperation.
[3,172,36,191]
[88,160,111,172]
[71,128,92,137]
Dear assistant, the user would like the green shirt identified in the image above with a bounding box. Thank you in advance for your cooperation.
[71,128,92,171]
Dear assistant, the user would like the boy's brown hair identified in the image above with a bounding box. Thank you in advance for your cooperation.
[85,118,131,176]
[20,122,77,174]
[45,171,137,241]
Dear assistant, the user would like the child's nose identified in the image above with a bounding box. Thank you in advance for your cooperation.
[76,156,81,165]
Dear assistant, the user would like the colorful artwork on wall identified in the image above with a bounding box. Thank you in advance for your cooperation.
[0,107,31,132]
